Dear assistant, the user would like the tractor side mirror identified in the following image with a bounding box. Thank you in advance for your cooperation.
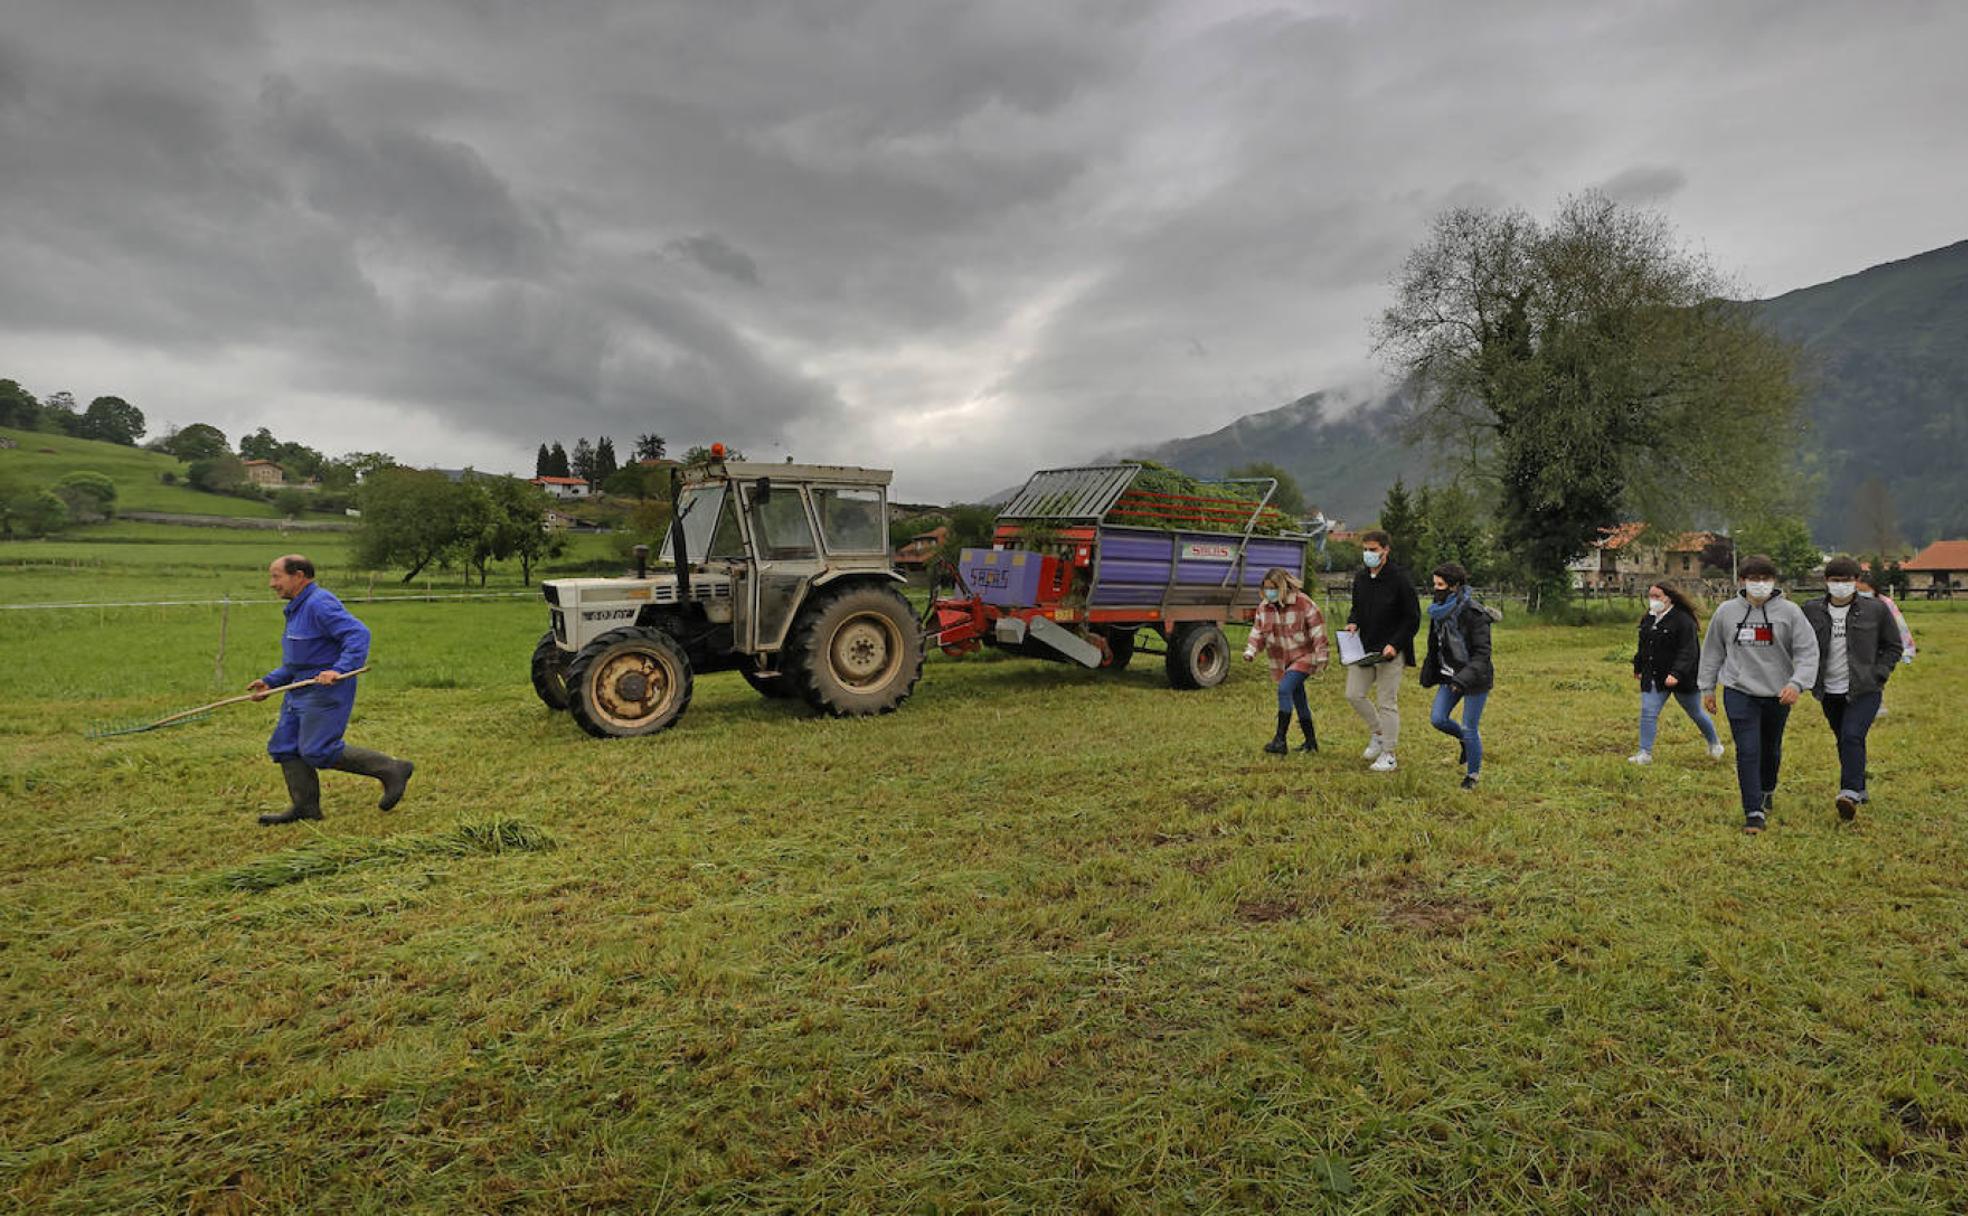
[755,476,772,504]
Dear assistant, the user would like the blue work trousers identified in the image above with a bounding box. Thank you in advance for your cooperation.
[1276,669,1312,718]
[1429,685,1488,776]
[1639,688,1719,752]
[1722,688,1790,816]
[266,680,357,768]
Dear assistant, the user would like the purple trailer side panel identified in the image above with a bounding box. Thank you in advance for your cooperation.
[1089,526,1304,608]
[959,548,1047,607]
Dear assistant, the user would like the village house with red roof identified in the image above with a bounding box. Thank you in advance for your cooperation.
[1903,538,1968,598]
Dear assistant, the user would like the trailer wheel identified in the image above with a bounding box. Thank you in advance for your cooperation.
[530,630,572,710]
[566,626,694,738]
[1097,626,1137,671]
[791,584,924,716]
[1166,622,1230,690]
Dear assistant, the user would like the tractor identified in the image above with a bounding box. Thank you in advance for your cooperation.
[531,451,922,737]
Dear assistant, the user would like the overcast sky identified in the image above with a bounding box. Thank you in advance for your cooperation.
[3,0,1963,502]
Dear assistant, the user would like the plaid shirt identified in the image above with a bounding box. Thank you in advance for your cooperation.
[1244,592,1330,682]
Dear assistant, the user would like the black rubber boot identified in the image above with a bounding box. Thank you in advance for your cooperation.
[1264,711,1290,755]
[1296,715,1318,752]
[259,759,323,826]
[330,746,416,811]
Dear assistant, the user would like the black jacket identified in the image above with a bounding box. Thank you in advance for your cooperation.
[1800,595,1902,698]
[1633,607,1699,693]
[1420,596,1495,693]
[1347,561,1422,667]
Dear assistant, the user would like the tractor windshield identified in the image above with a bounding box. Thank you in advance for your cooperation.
[662,484,741,565]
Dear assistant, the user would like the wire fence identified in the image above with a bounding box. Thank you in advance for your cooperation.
[0,591,541,612]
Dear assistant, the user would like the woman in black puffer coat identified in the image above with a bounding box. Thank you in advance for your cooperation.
[1420,563,1499,790]
[1630,581,1723,765]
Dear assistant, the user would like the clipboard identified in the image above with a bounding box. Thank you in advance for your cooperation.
[1337,631,1383,666]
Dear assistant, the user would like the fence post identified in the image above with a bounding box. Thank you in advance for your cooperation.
[214,595,230,689]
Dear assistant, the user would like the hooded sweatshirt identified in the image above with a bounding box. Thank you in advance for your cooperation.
[1697,588,1819,699]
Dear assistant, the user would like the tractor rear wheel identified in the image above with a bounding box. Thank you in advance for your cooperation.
[790,584,924,716]
[530,631,572,711]
[1166,622,1230,690]
[566,626,694,738]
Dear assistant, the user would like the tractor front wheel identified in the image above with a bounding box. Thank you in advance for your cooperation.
[531,631,572,711]
[790,584,924,716]
[566,626,694,738]
[1166,622,1230,690]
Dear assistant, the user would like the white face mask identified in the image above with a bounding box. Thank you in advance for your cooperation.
[1263,587,1281,602]
[1363,550,1383,569]
[1743,580,1775,601]
[1826,581,1856,600]
[1858,589,1877,598]
[1648,597,1669,616]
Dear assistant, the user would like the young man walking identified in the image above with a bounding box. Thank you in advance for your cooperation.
[1802,556,1903,821]
[251,554,415,826]
[1343,530,1421,772]
[1698,555,1820,835]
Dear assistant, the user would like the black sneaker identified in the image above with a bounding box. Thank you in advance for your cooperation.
[1459,774,1479,792]
[1743,809,1767,835]
[1836,791,1859,822]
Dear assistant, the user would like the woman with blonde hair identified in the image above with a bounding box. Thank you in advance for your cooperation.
[1242,567,1331,754]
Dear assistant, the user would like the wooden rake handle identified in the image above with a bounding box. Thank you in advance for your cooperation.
[144,665,373,731]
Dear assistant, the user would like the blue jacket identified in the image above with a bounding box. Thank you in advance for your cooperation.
[265,582,370,686]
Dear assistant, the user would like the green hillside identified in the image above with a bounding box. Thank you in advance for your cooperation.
[1755,239,1968,545]
[0,427,283,518]
[1115,389,1444,527]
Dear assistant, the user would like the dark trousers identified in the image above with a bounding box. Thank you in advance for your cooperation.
[1820,691,1881,796]
[1722,688,1790,816]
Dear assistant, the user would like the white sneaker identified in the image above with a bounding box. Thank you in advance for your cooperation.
[1370,752,1398,773]
[1362,737,1384,761]
[1627,751,1652,765]
[1707,742,1726,760]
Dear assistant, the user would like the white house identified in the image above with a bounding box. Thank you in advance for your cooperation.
[529,475,591,501]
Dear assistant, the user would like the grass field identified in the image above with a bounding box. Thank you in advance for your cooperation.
[3,541,1966,1212]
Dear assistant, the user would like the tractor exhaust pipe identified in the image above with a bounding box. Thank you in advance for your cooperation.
[632,543,649,579]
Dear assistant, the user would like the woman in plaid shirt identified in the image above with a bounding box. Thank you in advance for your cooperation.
[1243,568,1332,754]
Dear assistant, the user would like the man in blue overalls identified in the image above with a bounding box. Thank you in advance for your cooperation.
[249,554,415,826]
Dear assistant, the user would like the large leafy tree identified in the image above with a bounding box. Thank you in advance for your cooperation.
[1374,192,1805,597]
[77,396,145,445]
[634,432,667,462]
[0,379,40,428]
[570,438,596,484]
[162,422,230,461]
[353,468,472,582]
[467,475,564,585]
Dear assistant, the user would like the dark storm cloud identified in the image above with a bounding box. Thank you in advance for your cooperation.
[1,0,1965,498]
[666,235,762,287]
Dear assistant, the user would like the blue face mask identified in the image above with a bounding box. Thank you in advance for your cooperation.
[1263,587,1280,602]
[1363,550,1383,569]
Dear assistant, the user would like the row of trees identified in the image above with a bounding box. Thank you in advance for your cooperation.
[1,381,147,445]
[352,470,564,585]
[535,434,676,482]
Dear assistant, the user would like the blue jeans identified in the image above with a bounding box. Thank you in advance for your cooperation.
[1722,687,1790,817]
[266,679,357,768]
[1639,688,1719,752]
[1276,669,1311,718]
[1820,691,1881,795]
[1429,685,1487,775]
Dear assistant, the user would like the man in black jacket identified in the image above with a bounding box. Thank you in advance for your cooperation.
[1344,530,1422,772]
[1802,555,1903,820]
